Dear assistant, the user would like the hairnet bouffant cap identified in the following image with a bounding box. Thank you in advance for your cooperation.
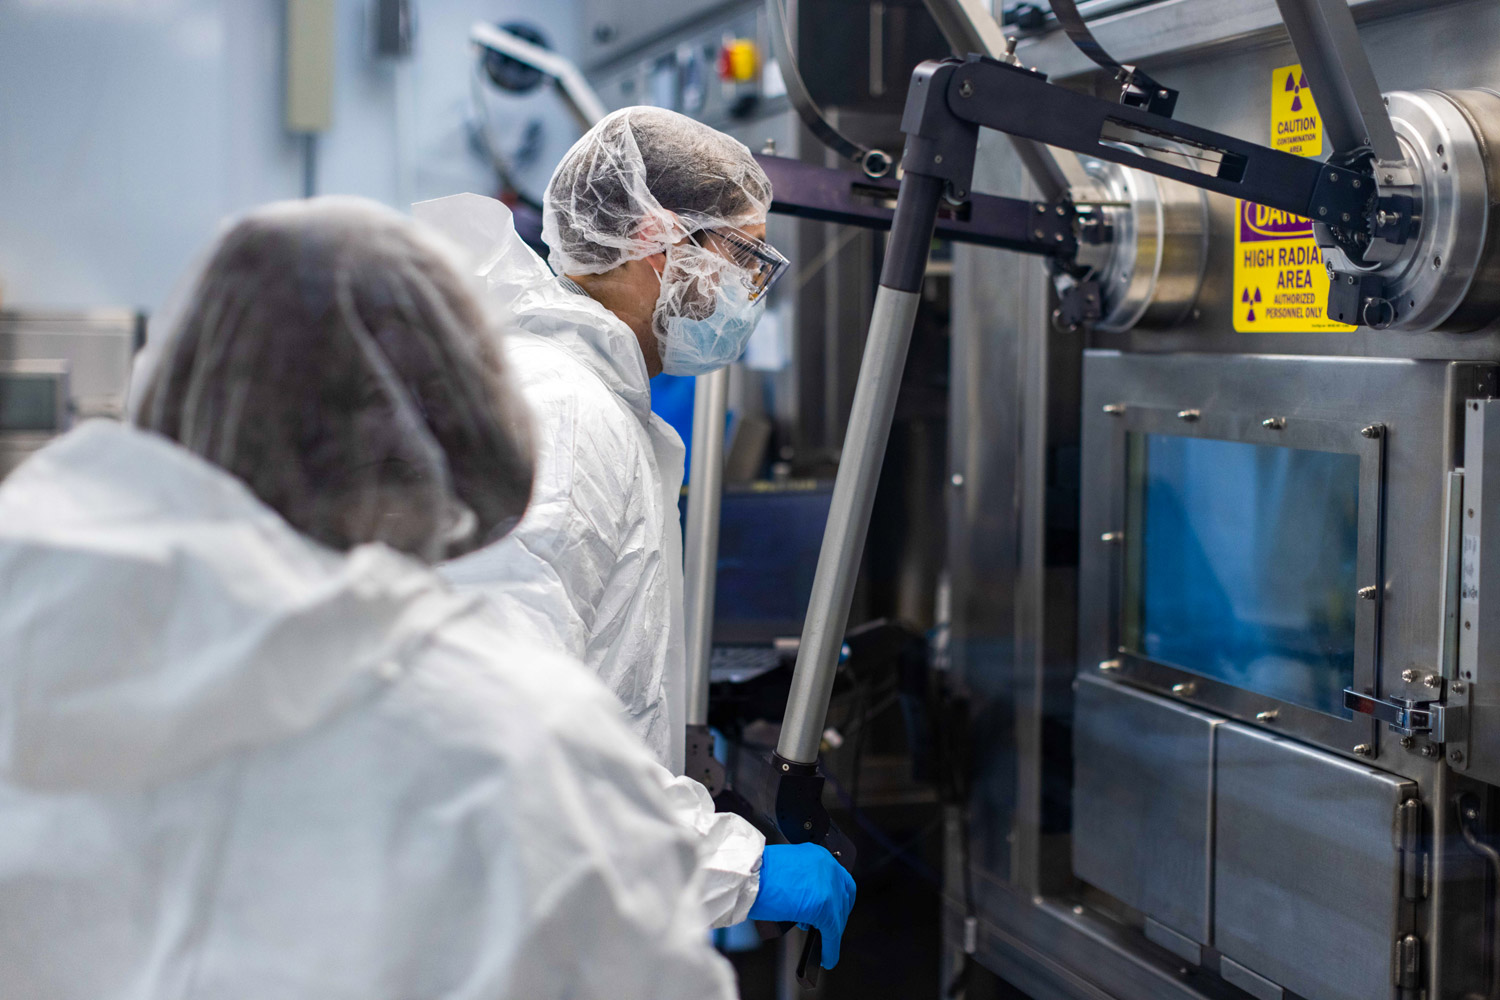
[132,196,534,563]
[541,106,773,276]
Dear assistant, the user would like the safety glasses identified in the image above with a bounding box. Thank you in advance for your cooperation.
[693,227,789,303]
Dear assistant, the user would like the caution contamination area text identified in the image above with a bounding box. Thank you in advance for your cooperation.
[1232,63,1354,333]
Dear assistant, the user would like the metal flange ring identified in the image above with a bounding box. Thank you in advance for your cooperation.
[1068,145,1209,333]
[1329,90,1500,332]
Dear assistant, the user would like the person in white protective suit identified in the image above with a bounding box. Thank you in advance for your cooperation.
[420,106,856,968]
[0,197,740,1000]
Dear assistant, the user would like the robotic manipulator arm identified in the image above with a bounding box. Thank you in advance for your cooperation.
[771,0,1448,983]
[479,2,1431,986]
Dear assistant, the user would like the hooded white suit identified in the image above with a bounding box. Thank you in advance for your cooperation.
[421,194,766,929]
[0,421,738,1000]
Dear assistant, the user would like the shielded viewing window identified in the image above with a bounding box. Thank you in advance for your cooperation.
[1121,433,1359,718]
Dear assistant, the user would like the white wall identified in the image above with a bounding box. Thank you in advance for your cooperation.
[0,0,584,313]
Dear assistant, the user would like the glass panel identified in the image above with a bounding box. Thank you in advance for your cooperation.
[1123,434,1359,716]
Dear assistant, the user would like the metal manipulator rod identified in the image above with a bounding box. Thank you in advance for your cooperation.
[775,8,1421,763]
[774,78,960,765]
[775,176,946,765]
[874,51,1421,331]
[774,54,1102,765]
[1273,0,1405,167]
[913,56,1377,227]
[775,51,1340,764]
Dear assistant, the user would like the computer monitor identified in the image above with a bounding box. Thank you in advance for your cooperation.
[685,483,834,646]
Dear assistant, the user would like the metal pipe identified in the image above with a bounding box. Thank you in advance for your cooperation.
[1457,794,1500,999]
[921,0,1009,57]
[469,21,608,130]
[682,367,729,727]
[776,286,924,762]
[776,172,945,764]
[1014,0,1432,82]
[1272,0,1405,163]
[768,0,892,176]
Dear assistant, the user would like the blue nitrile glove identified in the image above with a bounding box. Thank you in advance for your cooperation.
[747,842,858,968]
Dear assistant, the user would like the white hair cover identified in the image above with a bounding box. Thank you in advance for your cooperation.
[541,107,775,374]
[131,196,534,562]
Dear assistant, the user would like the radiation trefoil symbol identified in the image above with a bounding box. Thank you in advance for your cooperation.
[1285,70,1311,112]
[1242,286,1263,322]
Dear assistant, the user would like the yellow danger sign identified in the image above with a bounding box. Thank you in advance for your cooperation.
[1232,63,1354,332]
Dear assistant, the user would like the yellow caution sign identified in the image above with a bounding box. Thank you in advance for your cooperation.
[1232,63,1354,332]
[1270,64,1322,156]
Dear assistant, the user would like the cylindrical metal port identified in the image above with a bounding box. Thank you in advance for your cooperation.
[1327,89,1500,333]
[1429,89,1500,331]
[1065,145,1209,333]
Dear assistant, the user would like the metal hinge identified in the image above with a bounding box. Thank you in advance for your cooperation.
[1345,688,1447,742]
[1395,798,1427,901]
[1393,933,1421,990]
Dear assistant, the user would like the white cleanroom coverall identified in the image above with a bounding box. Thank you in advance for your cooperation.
[423,193,767,928]
[0,421,738,1000]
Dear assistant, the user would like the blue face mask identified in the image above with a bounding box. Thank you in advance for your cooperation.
[653,246,767,376]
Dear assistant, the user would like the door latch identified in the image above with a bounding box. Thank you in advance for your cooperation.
[1345,688,1448,742]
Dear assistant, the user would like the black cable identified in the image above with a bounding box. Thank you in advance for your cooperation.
[831,630,982,993]
[864,817,945,876]
[1047,0,1177,116]
[823,726,973,995]
[1046,0,1129,76]
[934,659,979,999]
[1458,794,1500,1000]
[822,768,943,888]
[764,0,892,178]
[848,675,871,809]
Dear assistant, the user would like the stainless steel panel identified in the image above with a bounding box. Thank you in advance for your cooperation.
[682,367,728,726]
[0,359,69,433]
[1458,399,1500,786]
[951,2,1500,997]
[0,311,135,481]
[1073,674,1220,944]
[1219,956,1285,1000]
[1078,351,1486,774]
[944,882,1229,1000]
[1143,918,1202,966]
[1214,723,1415,1000]
[1015,0,1460,84]
[948,128,1040,884]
